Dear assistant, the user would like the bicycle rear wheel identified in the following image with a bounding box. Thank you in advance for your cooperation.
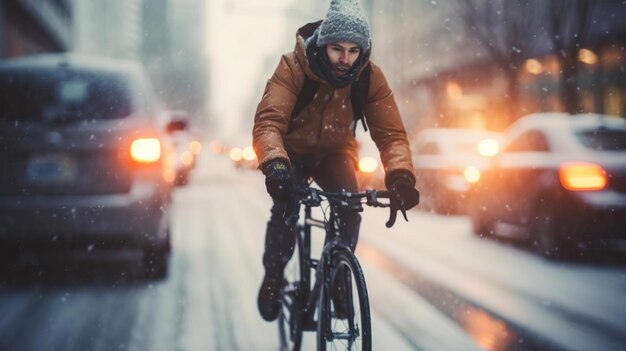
[278,227,305,351]
[317,249,371,351]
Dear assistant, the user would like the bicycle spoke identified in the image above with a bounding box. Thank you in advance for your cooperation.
[317,250,371,351]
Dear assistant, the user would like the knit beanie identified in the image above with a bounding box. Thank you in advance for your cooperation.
[316,0,371,52]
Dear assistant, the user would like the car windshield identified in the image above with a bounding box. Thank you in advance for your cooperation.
[576,129,626,151]
[0,68,134,122]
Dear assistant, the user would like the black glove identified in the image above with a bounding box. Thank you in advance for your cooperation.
[262,159,294,202]
[386,170,420,222]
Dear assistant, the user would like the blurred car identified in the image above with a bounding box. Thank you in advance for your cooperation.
[467,113,626,259]
[0,54,185,278]
[161,110,199,186]
[412,128,502,214]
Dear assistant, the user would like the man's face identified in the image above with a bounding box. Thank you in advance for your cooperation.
[325,42,361,77]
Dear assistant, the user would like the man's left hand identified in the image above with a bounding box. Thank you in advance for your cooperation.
[387,170,420,221]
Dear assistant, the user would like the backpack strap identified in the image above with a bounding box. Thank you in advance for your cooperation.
[290,77,320,121]
[350,63,371,135]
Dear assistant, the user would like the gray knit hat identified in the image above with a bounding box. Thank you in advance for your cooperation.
[316,0,371,52]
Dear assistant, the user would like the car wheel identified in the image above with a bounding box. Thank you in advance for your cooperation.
[530,203,567,259]
[143,248,168,280]
[175,170,189,186]
[143,229,170,280]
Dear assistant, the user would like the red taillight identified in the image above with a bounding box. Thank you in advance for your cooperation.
[130,138,161,163]
[559,162,607,191]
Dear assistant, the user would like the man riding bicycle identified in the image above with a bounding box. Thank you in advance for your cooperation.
[253,0,420,322]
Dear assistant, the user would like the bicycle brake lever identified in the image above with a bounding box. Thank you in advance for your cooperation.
[385,205,409,228]
[385,207,397,228]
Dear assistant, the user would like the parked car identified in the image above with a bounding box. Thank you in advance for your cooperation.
[467,113,626,259]
[412,128,502,214]
[0,54,185,278]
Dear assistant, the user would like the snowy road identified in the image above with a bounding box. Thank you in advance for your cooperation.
[0,151,625,351]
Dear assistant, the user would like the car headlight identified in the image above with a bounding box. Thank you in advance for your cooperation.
[358,157,378,173]
[477,139,500,157]
[464,166,481,183]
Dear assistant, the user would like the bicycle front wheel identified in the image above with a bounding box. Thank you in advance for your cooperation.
[278,227,305,351]
[317,249,371,351]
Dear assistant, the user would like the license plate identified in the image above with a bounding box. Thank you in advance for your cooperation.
[27,154,78,184]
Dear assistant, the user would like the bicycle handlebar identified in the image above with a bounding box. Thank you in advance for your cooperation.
[285,186,402,228]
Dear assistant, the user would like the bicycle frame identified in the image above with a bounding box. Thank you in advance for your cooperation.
[294,204,330,331]
[292,196,366,321]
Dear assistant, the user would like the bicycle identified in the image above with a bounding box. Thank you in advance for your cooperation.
[278,185,400,351]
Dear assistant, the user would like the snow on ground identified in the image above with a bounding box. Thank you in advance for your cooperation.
[4,150,622,351]
[176,150,482,350]
[359,200,626,351]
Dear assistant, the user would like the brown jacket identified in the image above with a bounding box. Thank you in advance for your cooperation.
[253,22,415,181]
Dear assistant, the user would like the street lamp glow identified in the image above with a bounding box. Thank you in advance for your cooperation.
[578,49,598,65]
[525,59,543,75]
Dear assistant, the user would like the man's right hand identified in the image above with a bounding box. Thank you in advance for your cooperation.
[262,159,294,202]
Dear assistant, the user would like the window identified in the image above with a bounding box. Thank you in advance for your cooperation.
[577,129,626,151]
[0,68,134,122]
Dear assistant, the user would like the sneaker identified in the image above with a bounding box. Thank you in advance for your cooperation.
[257,275,282,321]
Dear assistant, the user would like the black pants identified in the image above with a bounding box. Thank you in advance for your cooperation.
[262,152,362,277]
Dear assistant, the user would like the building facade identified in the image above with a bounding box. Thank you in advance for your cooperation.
[368,0,626,133]
[0,0,73,58]
[142,0,208,122]
[73,0,142,60]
